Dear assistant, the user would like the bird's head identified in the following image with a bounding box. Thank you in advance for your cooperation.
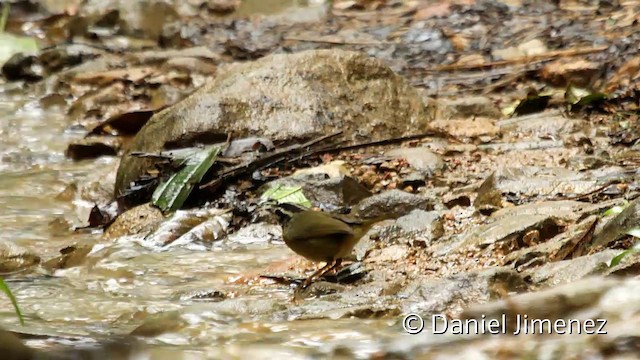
[271,202,308,226]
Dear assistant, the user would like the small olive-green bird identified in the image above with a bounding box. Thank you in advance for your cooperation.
[274,203,387,289]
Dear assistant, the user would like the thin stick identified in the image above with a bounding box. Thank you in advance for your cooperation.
[421,45,608,72]
[199,131,343,190]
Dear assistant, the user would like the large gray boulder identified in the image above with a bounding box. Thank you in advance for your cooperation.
[115,49,432,198]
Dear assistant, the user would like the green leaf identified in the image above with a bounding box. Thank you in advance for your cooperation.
[0,4,38,66]
[0,277,24,325]
[260,184,312,208]
[152,146,220,213]
[608,241,640,267]
[603,203,628,217]
[565,85,607,110]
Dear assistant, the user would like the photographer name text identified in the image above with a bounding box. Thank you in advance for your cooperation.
[402,314,607,335]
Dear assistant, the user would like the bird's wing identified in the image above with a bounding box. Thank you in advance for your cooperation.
[286,211,354,241]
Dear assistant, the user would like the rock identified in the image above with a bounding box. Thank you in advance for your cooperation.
[374,210,443,248]
[497,110,581,139]
[401,268,529,316]
[77,159,119,206]
[1,53,43,82]
[605,252,640,277]
[385,147,444,175]
[130,311,187,337]
[526,250,616,286]
[591,196,640,250]
[461,277,620,331]
[491,199,619,223]
[428,118,500,139]
[115,49,431,198]
[265,173,372,208]
[43,244,94,271]
[438,96,502,120]
[103,203,164,240]
[504,215,600,268]
[65,136,121,160]
[461,213,561,249]
[354,190,433,219]
[227,223,281,245]
[0,241,40,273]
[473,173,503,214]
[483,166,608,199]
[82,0,179,41]
[366,244,411,263]
[292,161,349,179]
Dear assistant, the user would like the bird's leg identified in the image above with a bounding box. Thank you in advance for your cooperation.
[321,258,342,279]
[300,260,336,289]
[292,259,345,303]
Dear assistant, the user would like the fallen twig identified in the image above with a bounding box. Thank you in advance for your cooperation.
[304,130,448,157]
[420,45,608,72]
[199,131,343,190]
[284,36,391,46]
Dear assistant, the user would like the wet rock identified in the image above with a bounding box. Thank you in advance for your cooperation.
[265,174,371,208]
[227,223,281,245]
[116,49,431,198]
[294,298,400,320]
[103,203,164,240]
[0,241,40,273]
[130,311,187,337]
[65,136,121,160]
[178,289,227,302]
[43,244,94,271]
[354,190,433,219]
[438,96,502,120]
[195,298,286,317]
[142,208,231,249]
[77,160,119,206]
[401,268,529,316]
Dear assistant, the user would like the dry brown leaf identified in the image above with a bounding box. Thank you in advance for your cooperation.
[540,59,600,87]
[606,56,640,94]
[415,2,451,20]
[456,54,485,66]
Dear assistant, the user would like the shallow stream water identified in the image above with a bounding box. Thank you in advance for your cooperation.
[0,4,415,357]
